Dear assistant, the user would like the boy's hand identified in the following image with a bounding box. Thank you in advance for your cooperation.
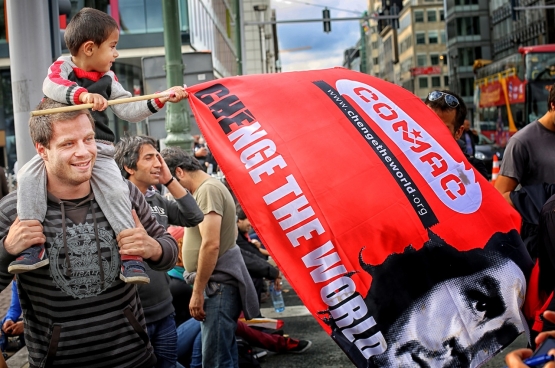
[159,86,188,104]
[80,92,108,111]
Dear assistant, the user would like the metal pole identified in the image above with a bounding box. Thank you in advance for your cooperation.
[7,0,52,167]
[235,0,243,75]
[259,11,266,73]
[161,0,192,151]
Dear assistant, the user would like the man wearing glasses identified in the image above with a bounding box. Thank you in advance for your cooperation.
[425,90,488,178]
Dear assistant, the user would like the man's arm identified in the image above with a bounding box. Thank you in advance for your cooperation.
[42,57,88,105]
[189,212,221,321]
[118,182,178,271]
[494,175,519,204]
[157,153,204,227]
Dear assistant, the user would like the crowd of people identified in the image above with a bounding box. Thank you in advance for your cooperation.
[4,5,555,368]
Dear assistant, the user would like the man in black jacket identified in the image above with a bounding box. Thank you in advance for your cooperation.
[236,205,281,305]
[115,135,204,367]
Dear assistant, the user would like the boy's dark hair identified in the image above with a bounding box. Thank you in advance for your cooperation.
[425,90,467,134]
[548,84,555,111]
[114,135,158,179]
[64,7,119,56]
[161,147,204,177]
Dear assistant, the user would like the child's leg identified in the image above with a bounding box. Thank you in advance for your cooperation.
[8,155,49,274]
[91,143,149,284]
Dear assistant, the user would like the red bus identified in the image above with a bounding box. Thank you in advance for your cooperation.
[473,44,555,145]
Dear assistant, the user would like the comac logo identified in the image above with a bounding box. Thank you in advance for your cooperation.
[337,79,482,214]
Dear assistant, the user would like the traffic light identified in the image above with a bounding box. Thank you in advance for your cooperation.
[323,8,331,33]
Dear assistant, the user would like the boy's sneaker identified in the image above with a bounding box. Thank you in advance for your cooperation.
[8,244,49,274]
[120,260,150,284]
[287,339,312,354]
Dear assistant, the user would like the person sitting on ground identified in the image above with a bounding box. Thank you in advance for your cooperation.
[0,280,24,353]
[12,7,186,285]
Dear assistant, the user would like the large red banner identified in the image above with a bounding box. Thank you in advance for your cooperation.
[186,68,533,367]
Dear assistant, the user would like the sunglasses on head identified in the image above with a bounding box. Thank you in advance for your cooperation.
[427,91,459,108]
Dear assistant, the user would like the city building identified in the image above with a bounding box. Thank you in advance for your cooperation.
[242,0,278,74]
[444,0,491,112]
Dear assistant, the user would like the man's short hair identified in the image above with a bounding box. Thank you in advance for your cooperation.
[114,135,158,179]
[29,98,95,149]
[548,84,555,111]
[236,204,247,221]
[64,8,119,56]
[425,90,467,134]
[161,147,204,176]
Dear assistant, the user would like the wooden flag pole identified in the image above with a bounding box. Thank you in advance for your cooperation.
[30,92,172,117]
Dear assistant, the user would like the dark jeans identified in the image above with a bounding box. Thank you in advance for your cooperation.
[147,313,178,368]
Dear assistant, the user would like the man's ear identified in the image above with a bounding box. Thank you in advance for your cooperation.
[175,167,184,180]
[123,165,134,176]
[36,143,48,161]
[82,40,95,56]
[455,125,465,140]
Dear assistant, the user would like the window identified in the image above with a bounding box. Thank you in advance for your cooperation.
[416,32,426,44]
[442,54,448,64]
[440,30,446,44]
[431,76,441,87]
[427,10,437,22]
[440,9,444,21]
[456,16,480,36]
[419,77,429,89]
[428,31,438,44]
[417,54,427,66]
[460,77,474,97]
[430,54,439,65]
[373,57,379,65]
[415,10,424,22]
[444,76,449,86]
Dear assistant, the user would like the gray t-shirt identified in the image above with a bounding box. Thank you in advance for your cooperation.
[500,120,555,186]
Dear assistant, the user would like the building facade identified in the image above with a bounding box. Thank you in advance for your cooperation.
[444,0,491,111]
[395,0,449,99]
[242,0,278,75]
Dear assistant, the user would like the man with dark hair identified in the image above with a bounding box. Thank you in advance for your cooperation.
[161,147,259,368]
[114,135,203,367]
[0,98,178,367]
[425,90,488,178]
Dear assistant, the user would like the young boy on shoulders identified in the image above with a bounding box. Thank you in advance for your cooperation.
[12,7,187,284]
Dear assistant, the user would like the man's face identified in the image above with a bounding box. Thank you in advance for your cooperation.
[377,260,525,368]
[128,144,162,188]
[463,119,471,131]
[38,114,97,187]
[430,107,460,140]
[237,217,252,233]
[90,28,119,73]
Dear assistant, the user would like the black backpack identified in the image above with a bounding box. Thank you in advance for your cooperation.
[237,338,261,368]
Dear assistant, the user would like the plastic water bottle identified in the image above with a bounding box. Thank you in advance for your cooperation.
[270,283,285,313]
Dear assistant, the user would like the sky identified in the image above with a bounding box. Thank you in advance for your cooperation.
[270,0,369,72]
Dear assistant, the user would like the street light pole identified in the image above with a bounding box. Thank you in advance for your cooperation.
[254,5,268,74]
[161,0,192,151]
